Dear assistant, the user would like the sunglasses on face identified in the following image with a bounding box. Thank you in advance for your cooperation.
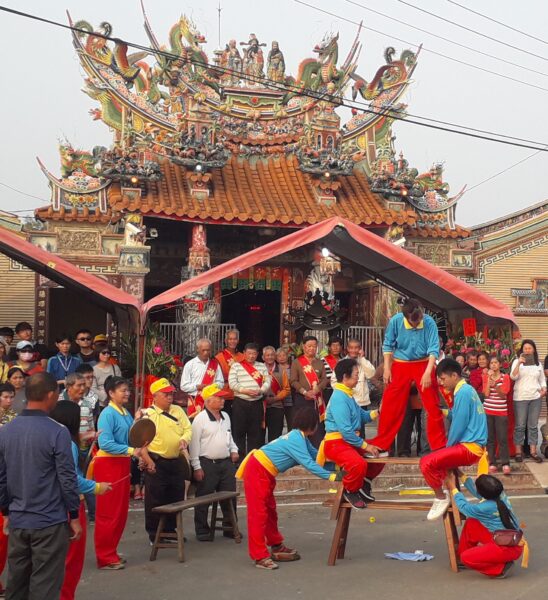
[77,337,92,342]
[100,351,111,355]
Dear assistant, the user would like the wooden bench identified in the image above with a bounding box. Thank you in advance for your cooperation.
[150,491,241,562]
[326,457,462,571]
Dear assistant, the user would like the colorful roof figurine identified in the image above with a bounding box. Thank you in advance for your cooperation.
[34,6,467,237]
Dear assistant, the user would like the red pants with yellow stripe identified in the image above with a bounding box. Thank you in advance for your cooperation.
[61,501,87,600]
[0,514,7,594]
[243,455,284,561]
[323,439,384,493]
[370,359,447,451]
[459,518,522,577]
[94,456,130,568]
[419,444,479,489]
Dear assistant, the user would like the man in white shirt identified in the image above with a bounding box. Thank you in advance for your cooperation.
[181,338,224,418]
[333,339,376,408]
[189,384,239,541]
[228,343,271,457]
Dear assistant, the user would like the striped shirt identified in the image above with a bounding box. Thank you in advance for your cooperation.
[483,374,510,416]
[228,361,271,401]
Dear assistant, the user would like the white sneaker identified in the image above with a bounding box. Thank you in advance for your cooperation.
[427,493,450,521]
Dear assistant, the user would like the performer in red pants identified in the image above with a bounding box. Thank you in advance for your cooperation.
[237,407,339,570]
[420,358,487,520]
[92,376,152,570]
[369,298,446,452]
[318,358,383,508]
[447,473,527,578]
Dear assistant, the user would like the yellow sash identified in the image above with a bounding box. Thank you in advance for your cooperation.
[462,443,489,476]
[316,432,345,467]
[519,538,529,568]
[235,449,278,480]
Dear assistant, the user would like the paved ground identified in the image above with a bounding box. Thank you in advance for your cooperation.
[73,496,548,600]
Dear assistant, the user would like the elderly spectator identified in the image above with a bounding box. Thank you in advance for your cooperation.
[181,339,224,419]
[47,334,82,388]
[340,339,376,409]
[92,347,121,408]
[511,339,547,463]
[462,351,478,383]
[74,329,97,365]
[7,366,27,414]
[139,378,192,544]
[0,372,81,599]
[290,336,328,448]
[75,363,99,423]
[276,347,293,431]
[215,329,244,420]
[262,346,290,442]
[229,343,270,457]
[189,384,238,541]
[0,383,17,426]
[0,339,9,383]
[322,337,343,406]
[8,322,50,368]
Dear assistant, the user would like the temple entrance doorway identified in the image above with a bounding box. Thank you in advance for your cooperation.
[221,289,281,350]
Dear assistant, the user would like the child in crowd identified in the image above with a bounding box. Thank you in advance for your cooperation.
[483,356,511,474]
[237,406,340,570]
[0,383,17,426]
[447,473,526,578]
[420,358,487,521]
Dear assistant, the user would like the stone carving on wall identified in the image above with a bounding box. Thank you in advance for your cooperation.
[57,229,101,254]
[512,279,548,315]
[415,243,450,266]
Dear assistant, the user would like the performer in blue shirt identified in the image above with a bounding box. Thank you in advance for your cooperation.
[420,358,487,521]
[369,298,446,452]
[447,473,526,578]
[236,406,338,570]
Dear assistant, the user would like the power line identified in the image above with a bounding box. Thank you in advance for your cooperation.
[0,181,48,204]
[294,1,548,94]
[446,1,548,48]
[464,150,543,194]
[342,0,548,79]
[0,4,547,153]
[398,0,548,63]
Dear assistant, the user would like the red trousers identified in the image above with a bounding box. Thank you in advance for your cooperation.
[0,514,7,594]
[323,439,383,493]
[243,455,284,561]
[370,359,446,451]
[420,444,479,489]
[61,502,87,600]
[94,456,130,567]
[459,518,522,577]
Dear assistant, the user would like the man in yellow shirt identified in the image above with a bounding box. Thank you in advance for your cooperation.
[141,378,192,543]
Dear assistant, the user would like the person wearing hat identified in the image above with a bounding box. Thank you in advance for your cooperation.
[8,322,51,368]
[189,383,239,541]
[139,378,192,544]
[12,341,44,376]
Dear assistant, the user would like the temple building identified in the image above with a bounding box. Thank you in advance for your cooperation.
[13,10,544,351]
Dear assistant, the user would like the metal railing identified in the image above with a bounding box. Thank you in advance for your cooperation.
[159,322,236,357]
[305,326,385,366]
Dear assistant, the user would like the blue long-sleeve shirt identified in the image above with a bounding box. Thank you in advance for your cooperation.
[0,409,80,528]
[71,441,96,496]
[382,313,439,361]
[447,380,487,447]
[325,385,375,448]
[454,477,517,532]
[261,429,333,479]
[46,353,83,382]
[97,402,134,455]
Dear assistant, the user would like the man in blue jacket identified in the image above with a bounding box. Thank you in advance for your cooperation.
[420,358,487,521]
[0,372,81,599]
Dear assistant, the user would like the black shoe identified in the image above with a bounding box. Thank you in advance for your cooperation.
[515,454,523,463]
[359,478,375,503]
[493,562,514,579]
[343,489,366,509]
[196,534,212,542]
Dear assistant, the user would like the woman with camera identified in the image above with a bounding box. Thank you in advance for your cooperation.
[511,339,547,463]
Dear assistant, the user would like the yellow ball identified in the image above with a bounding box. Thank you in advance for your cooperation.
[369,517,376,523]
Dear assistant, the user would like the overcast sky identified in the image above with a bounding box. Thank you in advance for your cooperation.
[1,0,546,226]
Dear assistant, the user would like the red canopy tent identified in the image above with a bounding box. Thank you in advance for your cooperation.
[142,217,516,327]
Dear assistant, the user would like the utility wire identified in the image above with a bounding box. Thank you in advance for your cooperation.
[0,181,48,203]
[295,0,548,94]
[398,0,548,63]
[342,0,548,79]
[446,1,548,48]
[464,150,543,194]
[0,4,547,152]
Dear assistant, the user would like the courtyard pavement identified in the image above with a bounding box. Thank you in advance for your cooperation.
[74,496,548,600]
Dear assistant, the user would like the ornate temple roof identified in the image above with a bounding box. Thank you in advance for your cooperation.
[35,8,468,237]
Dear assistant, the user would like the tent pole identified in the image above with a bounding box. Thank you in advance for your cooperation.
[135,330,147,412]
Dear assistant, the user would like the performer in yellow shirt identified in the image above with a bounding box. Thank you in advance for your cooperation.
[140,378,192,543]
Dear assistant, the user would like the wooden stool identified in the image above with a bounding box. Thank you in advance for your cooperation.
[150,491,241,562]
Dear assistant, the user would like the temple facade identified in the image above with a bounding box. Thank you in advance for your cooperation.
[19,11,485,349]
